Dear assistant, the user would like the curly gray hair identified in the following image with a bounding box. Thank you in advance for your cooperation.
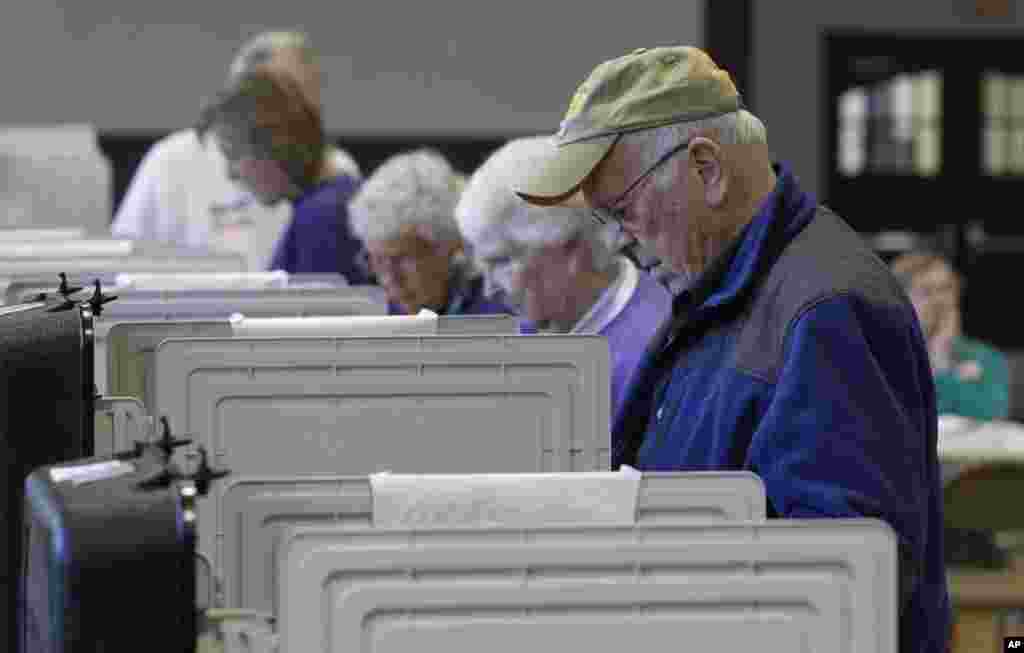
[456,136,617,271]
[348,149,465,246]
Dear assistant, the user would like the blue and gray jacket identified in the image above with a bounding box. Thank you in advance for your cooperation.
[613,164,950,653]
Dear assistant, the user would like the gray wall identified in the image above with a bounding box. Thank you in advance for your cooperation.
[1,1,702,134]
[753,0,1024,199]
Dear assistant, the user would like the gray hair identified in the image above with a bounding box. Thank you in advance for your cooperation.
[348,149,465,246]
[228,30,316,81]
[456,136,617,271]
[625,109,768,178]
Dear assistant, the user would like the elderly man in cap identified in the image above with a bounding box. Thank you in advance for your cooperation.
[455,136,671,422]
[512,46,949,652]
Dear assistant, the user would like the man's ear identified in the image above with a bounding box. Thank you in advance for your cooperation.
[689,137,727,207]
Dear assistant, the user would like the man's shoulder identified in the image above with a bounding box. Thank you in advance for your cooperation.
[302,175,360,207]
[128,128,237,205]
[134,128,220,180]
[326,145,362,179]
[767,206,906,316]
[291,176,361,227]
[146,128,205,160]
[734,206,914,380]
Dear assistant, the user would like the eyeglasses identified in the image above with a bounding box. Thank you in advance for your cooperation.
[477,241,540,271]
[590,137,692,227]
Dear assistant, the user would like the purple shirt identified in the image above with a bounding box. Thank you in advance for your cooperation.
[598,265,673,424]
[268,175,372,285]
[521,258,672,423]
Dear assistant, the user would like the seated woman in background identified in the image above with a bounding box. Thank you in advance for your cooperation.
[197,67,371,283]
[892,251,1010,420]
[454,136,672,422]
[347,149,511,315]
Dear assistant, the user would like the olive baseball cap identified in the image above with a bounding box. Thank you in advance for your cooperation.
[514,46,741,205]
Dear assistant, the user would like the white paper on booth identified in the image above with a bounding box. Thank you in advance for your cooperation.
[229,308,439,337]
[115,270,289,290]
[370,466,643,529]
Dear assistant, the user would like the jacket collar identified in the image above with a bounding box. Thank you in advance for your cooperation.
[672,162,817,323]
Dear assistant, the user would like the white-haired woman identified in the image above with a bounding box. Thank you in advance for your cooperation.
[455,136,672,422]
[348,149,511,315]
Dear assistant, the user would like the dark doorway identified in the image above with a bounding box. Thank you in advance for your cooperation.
[825,31,1024,348]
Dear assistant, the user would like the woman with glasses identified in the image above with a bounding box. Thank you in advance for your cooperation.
[197,67,371,283]
[455,136,671,422]
[348,149,510,316]
[892,251,1009,420]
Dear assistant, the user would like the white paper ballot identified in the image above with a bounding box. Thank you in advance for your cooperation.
[115,271,289,290]
[0,239,133,259]
[229,308,439,337]
[938,415,1024,461]
[370,466,644,529]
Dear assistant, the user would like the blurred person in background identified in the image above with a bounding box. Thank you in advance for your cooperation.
[111,30,361,271]
[455,136,671,421]
[892,251,1009,421]
[348,149,510,315]
[197,67,369,282]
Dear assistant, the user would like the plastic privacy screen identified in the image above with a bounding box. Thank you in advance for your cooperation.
[277,519,897,653]
[151,333,610,597]
[216,471,766,610]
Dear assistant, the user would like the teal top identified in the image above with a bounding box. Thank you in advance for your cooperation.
[934,336,1010,421]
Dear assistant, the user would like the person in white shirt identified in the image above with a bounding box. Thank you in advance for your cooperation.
[110,30,360,271]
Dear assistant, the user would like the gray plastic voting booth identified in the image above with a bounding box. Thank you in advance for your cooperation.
[92,288,391,457]
[276,518,898,653]
[216,472,767,612]
[0,252,243,279]
[98,286,387,324]
[0,246,247,301]
[0,238,135,258]
[98,315,519,456]
[0,227,85,242]
[0,125,111,234]
[96,287,388,396]
[3,272,352,306]
[101,310,505,409]
[149,332,608,600]
[152,333,609,475]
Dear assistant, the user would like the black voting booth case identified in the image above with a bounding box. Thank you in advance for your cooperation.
[0,279,123,652]
[0,297,97,653]
[20,446,199,653]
